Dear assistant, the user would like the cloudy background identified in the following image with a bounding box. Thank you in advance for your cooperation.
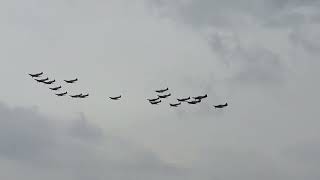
[0,0,319,179]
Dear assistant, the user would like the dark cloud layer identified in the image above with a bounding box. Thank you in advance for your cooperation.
[0,102,183,180]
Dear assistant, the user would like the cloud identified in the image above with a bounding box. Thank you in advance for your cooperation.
[0,102,183,180]
[146,0,320,86]
[0,0,320,179]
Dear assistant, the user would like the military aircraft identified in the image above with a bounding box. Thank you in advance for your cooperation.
[177,97,190,102]
[43,80,55,84]
[155,88,169,93]
[193,94,208,100]
[170,102,181,107]
[29,72,43,78]
[79,94,89,98]
[214,103,228,109]
[109,95,121,100]
[70,94,82,98]
[49,86,62,91]
[64,78,78,83]
[158,93,171,99]
[188,99,201,104]
[35,77,49,83]
[150,100,161,105]
[147,97,160,102]
[56,92,67,96]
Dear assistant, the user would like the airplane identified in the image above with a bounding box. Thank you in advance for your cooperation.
[79,94,89,98]
[56,92,67,96]
[49,86,62,90]
[155,88,169,93]
[29,72,43,78]
[43,80,55,84]
[147,97,160,102]
[64,78,78,83]
[170,102,181,107]
[109,95,121,100]
[177,97,190,102]
[158,93,171,99]
[193,94,208,100]
[214,103,228,109]
[35,77,49,83]
[70,94,82,98]
[150,100,161,105]
[188,99,201,104]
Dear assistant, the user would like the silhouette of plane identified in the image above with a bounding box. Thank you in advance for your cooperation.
[49,86,62,90]
[147,97,160,102]
[177,97,190,102]
[188,99,201,104]
[70,94,82,98]
[150,100,161,105]
[56,92,67,96]
[64,78,78,83]
[43,80,55,84]
[79,94,89,98]
[29,72,43,78]
[155,88,169,93]
[158,93,171,99]
[170,102,181,107]
[109,95,121,100]
[214,103,228,108]
[193,94,208,100]
[35,77,49,83]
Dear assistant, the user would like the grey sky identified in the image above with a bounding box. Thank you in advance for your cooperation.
[0,0,319,179]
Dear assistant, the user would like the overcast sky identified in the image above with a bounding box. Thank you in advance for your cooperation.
[0,0,320,179]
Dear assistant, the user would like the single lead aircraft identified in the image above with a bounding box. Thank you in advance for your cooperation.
[214,103,228,109]
[109,95,121,100]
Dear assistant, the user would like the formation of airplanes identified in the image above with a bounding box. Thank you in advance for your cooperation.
[29,72,88,98]
[29,72,228,109]
[147,88,228,108]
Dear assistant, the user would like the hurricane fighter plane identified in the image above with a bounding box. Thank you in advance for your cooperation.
[56,92,67,96]
[193,94,207,100]
[214,103,228,109]
[170,102,181,107]
[64,78,78,83]
[49,86,61,91]
[29,72,43,78]
[109,95,121,100]
[177,97,190,102]
[150,100,161,105]
[155,88,169,93]
[43,80,55,84]
[35,77,49,83]
[158,93,171,99]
